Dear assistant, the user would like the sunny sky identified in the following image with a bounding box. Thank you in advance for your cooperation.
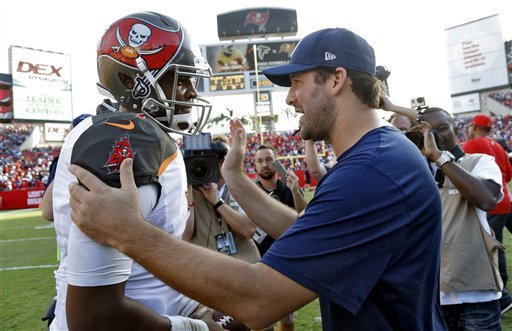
[1,0,510,131]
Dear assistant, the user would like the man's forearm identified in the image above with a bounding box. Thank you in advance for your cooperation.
[116,219,304,328]
[218,205,256,240]
[291,188,307,213]
[223,170,297,238]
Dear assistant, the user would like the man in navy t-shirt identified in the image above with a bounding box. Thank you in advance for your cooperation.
[68,28,446,330]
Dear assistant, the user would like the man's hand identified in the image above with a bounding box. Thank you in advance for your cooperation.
[285,169,300,192]
[68,158,143,247]
[222,119,247,178]
[408,121,441,161]
[379,94,395,112]
[197,183,220,205]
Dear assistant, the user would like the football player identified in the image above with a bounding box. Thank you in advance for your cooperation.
[50,12,222,330]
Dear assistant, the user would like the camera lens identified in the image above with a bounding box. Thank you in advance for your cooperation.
[189,158,212,181]
[404,131,424,149]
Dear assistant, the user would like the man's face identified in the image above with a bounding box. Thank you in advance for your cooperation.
[255,148,277,180]
[422,112,457,151]
[157,70,198,115]
[285,70,337,142]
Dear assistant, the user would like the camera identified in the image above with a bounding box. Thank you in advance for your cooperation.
[410,97,425,109]
[404,97,441,149]
[183,133,223,185]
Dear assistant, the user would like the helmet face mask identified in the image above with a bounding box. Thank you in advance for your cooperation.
[97,12,212,135]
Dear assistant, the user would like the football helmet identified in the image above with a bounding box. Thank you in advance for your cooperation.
[96,12,212,135]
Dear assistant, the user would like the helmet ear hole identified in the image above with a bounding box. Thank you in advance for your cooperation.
[118,73,135,90]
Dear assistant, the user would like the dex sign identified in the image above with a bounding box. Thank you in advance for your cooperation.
[9,46,72,122]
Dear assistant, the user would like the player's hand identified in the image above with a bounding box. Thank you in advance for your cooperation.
[68,158,143,247]
[222,119,246,177]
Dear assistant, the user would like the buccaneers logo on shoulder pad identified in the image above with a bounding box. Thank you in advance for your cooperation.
[103,134,137,174]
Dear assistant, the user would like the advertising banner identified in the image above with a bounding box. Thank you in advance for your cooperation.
[44,122,71,141]
[445,14,508,95]
[451,92,481,114]
[0,188,44,210]
[9,46,73,122]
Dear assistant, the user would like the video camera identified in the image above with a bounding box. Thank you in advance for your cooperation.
[183,133,225,185]
[404,97,441,149]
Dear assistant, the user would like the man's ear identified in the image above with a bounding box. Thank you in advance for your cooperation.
[331,67,347,94]
[118,73,135,90]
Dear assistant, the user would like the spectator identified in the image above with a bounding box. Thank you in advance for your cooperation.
[389,113,413,132]
[463,114,512,314]
[187,134,261,265]
[411,107,504,330]
[253,144,307,331]
[68,27,446,330]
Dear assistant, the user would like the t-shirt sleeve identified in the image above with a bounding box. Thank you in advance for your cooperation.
[471,154,504,202]
[67,184,158,286]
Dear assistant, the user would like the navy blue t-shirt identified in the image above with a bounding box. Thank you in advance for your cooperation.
[262,126,446,331]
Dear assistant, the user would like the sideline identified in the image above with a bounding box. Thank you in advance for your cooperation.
[1,236,54,243]
[1,208,42,221]
[1,264,58,271]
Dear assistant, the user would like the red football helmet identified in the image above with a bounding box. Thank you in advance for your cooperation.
[97,12,212,135]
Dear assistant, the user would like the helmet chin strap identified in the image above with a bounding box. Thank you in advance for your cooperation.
[172,113,194,132]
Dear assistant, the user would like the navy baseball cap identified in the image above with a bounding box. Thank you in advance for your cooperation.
[263,28,376,87]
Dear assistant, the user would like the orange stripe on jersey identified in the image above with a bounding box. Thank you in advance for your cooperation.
[158,152,178,176]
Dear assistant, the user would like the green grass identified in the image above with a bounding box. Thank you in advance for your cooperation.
[0,208,323,330]
[2,196,512,330]
[1,210,57,331]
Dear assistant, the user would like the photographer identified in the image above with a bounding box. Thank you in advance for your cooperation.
[389,102,505,330]
[186,134,260,264]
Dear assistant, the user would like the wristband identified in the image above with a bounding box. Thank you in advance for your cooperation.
[213,198,224,211]
[166,315,208,331]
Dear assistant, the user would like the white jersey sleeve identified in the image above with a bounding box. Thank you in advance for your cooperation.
[67,183,159,286]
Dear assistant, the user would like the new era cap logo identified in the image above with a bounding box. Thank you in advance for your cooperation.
[325,52,336,61]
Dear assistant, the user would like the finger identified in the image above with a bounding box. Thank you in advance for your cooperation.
[69,164,105,192]
[68,191,81,220]
[68,181,89,204]
[119,158,138,193]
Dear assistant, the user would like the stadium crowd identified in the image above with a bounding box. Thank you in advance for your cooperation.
[1,113,511,192]
[1,125,59,191]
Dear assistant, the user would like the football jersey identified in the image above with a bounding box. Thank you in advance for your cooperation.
[51,112,196,330]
